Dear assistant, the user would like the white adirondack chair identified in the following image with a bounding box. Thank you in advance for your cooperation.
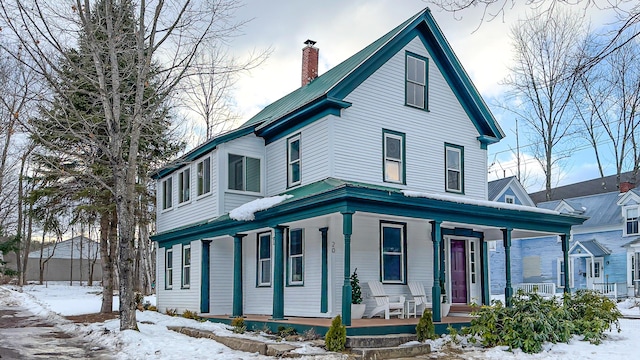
[367,281,405,319]
[408,281,432,316]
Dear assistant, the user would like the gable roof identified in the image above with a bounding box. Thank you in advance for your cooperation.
[153,8,504,179]
[569,239,611,257]
[529,171,637,204]
[487,176,535,206]
[537,191,622,228]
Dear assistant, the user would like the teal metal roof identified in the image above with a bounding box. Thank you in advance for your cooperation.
[242,12,422,129]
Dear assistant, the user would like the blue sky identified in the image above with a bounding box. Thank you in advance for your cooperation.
[219,0,622,193]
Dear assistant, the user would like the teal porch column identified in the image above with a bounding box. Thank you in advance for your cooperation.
[320,227,329,313]
[341,211,354,326]
[502,228,513,307]
[561,233,571,294]
[272,226,286,320]
[232,234,246,318]
[430,220,442,322]
[200,240,211,313]
[481,236,490,305]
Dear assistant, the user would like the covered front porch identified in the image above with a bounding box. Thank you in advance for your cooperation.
[153,178,586,331]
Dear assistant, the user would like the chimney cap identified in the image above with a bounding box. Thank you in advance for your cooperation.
[304,39,317,47]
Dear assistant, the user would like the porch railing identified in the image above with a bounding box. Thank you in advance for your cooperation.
[592,282,617,300]
[514,283,557,297]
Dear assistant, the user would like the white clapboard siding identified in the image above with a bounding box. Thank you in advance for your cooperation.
[210,237,233,314]
[332,36,487,200]
[156,151,219,233]
[243,232,274,315]
[265,117,332,196]
[156,241,201,314]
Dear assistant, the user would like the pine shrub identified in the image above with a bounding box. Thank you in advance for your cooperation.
[231,317,246,334]
[324,315,347,352]
[416,309,437,341]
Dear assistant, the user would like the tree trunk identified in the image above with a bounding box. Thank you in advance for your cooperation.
[99,209,116,314]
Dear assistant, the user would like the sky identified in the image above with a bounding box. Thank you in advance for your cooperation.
[210,0,628,193]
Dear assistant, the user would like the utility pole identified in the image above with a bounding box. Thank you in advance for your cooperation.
[515,118,521,181]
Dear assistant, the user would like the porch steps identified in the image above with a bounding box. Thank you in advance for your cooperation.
[347,334,431,360]
[448,304,476,317]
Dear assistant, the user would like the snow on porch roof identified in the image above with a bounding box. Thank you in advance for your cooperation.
[569,239,611,257]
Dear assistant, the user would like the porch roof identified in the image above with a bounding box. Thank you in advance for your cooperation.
[152,178,587,247]
[569,239,611,257]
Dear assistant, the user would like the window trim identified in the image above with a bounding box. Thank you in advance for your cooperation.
[624,206,639,236]
[382,129,406,184]
[504,195,515,204]
[557,257,574,288]
[196,157,211,197]
[257,231,272,287]
[178,168,191,204]
[379,221,408,284]
[228,153,262,194]
[287,228,304,286]
[165,248,173,290]
[445,143,464,194]
[162,177,173,210]
[405,51,428,110]
[287,134,302,188]
[181,244,191,288]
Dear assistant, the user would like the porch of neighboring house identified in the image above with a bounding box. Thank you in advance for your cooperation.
[203,306,473,336]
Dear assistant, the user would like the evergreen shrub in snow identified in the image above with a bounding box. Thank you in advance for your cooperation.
[416,309,437,341]
[324,315,346,352]
[462,289,621,354]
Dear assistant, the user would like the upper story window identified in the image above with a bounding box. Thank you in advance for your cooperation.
[162,177,173,210]
[383,130,405,184]
[287,134,301,187]
[178,168,191,203]
[228,154,261,193]
[405,52,427,110]
[445,143,464,193]
[257,232,272,287]
[505,195,515,204]
[196,157,211,196]
[165,249,173,289]
[626,207,639,235]
[288,229,304,285]
[380,221,406,284]
[182,245,191,288]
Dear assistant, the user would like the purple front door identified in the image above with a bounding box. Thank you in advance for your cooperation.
[450,240,468,303]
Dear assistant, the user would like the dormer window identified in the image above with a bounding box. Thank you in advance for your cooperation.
[505,195,515,204]
[626,207,639,235]
[228,154,261,193]
[405,52,428,110]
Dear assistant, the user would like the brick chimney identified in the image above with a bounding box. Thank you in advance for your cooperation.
[301,39,318,86]
[620,181,635,193]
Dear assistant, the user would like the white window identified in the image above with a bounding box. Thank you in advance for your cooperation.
[196,157,211,196]
[178,168,190,203]
[626,207,639,235]
[383,130,404,183]
[182,245,191,288]
[381,222,406,283]
[505,195,515,204]
[257,232,271,286]
[445,144,463,193]
[287,134,301,187]
[228,154,261,193]
[162,177,173,210]
[288,229,304,285]
[557,257,574,288]
[406,53,427,109]
[165,249,173,289]
[469,241,477,284]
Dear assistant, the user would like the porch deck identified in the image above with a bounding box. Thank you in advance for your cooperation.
[202,308,473,336]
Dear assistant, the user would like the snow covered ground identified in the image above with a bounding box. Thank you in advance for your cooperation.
[4,283,640,359]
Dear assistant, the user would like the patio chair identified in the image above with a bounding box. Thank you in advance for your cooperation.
[367,281,405,319]
[408,281,432,316]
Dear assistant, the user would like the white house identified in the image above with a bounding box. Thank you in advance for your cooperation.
[151,8,585,334]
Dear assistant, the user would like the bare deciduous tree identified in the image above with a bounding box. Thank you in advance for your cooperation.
[0,0,251,330]
[503,10,585,200]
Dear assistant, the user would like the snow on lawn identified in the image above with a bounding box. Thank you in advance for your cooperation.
[10,283,640,359]
[13,282,341,360]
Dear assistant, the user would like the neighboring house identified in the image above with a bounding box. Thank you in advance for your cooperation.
[488,176,535,206]
[151,8,585,331]
[3,236,102,283]
[491,173,640,298]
